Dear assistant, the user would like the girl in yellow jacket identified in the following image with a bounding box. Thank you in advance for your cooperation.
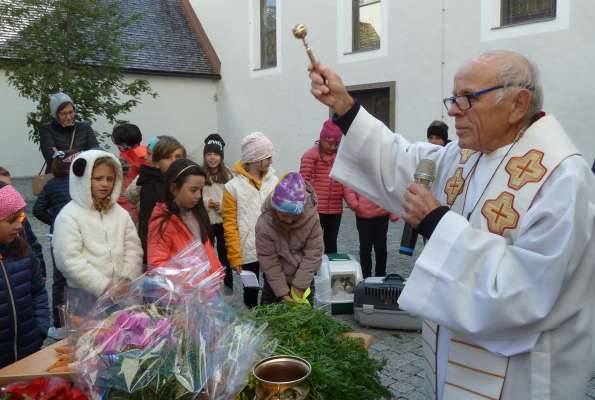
[221,132,277,307]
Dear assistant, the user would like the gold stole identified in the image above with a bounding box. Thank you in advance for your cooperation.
[422,115,580,400]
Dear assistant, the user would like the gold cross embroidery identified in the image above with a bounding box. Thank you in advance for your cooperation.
[481,192,520,235]
[459,149,476,164]
[444,168,465,206]
[505,150,547,190]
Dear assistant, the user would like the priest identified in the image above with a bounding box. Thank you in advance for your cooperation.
[308,50,595,400]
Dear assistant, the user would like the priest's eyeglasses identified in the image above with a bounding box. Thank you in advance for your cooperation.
[443,84,535,112]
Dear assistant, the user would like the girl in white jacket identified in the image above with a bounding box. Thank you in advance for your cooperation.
[53,150,143,303]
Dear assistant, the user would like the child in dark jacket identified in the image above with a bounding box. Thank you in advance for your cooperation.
[1,167,47,279]
[33,152,74,327]
[137,136,187,265]
[0,182,49,368]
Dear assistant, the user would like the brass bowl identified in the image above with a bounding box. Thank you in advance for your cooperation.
[253,355,311,400]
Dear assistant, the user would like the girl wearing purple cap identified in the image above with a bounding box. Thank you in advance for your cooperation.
[0,182,49,367]
[255,172,324,304]
[300,119,346,254]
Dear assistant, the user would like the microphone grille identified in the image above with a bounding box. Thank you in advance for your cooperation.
[415,159,436,182]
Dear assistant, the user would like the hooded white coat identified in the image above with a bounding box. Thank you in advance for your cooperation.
[53,150,143,297]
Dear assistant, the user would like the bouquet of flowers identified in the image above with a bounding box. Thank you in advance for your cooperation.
[68,241,273,399]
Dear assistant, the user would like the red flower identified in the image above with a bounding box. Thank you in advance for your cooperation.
[65,387,88,400]
[6,377,48,399]
[45,377,71,398]
[3,377,89,400]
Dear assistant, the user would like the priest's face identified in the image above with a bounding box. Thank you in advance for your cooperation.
[448,60,512,153]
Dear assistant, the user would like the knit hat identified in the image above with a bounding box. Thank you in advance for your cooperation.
[49,92,74,119]
[204,133,226,158]
[146,136,160,153]
[271,172,307,215]
[319,119,342,143]
[241,132,274,163]
[427,120,449,143]
[0,184,27,221]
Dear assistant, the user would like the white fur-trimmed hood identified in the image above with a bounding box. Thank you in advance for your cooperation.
[69,150,123,210]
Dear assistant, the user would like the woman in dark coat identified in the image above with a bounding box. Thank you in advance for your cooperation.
[0,182,49,368]
[39,92,100,173]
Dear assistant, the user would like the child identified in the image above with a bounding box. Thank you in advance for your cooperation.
[147,159,220,270]
[0,182,49,368]
[426,120,450,146]
[126,136,161,211]
[33,152,75,327]
[202,133,234,289]
[300,119,345,254]
[53,150,143,300]
[344,188,398,278]
[137,136,186,263]
[0,166,10,185]
[112,123,148,219]
[256,172,323,305]
[222,132,278,308]
[0,167,47,280]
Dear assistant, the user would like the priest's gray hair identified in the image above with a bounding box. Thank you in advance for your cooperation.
[478,50,543,118]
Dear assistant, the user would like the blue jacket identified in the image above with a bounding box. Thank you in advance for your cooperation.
[0,246,49,368]
[33,176,71,232]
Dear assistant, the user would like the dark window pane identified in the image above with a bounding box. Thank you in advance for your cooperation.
[352,0,381,52]
[501,0,556,26]
[260,0,276,68]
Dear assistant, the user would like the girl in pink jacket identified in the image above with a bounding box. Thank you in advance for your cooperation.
[299,119,344,254]
[344,188,398,278]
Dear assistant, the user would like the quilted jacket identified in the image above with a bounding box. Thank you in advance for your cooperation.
[299,144,344,214]
[0,248,49,368]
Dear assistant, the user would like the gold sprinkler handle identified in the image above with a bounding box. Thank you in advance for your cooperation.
[292,24,317,64]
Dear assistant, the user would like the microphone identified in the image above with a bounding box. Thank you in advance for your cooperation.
[399,159,436,256]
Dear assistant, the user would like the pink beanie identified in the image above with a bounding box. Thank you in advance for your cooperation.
[241,132,274,163]
[319,119,342,143]
[0,185,27,221]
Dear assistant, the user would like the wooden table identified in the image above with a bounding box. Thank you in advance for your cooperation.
[0,340,75,386]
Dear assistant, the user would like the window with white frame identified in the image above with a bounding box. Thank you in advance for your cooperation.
[260,0,277,68]
[500,0,556,27]
[352,0,381,52]
[480,0,568,42]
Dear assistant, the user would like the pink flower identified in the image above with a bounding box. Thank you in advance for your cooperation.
[153,319,171,337]
[114,310,131,327]
[118,312,151,335]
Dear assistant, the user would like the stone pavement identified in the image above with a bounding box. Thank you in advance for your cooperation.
[13,176,595,399]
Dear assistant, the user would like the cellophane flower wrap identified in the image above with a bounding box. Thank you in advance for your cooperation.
[69,241,274,399]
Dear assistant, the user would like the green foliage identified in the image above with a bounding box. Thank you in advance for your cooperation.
[242,303,393,400]
[0,0,157,143]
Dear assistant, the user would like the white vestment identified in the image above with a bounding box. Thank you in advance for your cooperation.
[330,107,595,400]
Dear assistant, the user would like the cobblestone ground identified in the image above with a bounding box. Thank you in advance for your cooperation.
[13,177,595,399]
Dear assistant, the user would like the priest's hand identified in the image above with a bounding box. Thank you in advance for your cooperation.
[308,62,354,116]
[402,183,441,228]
